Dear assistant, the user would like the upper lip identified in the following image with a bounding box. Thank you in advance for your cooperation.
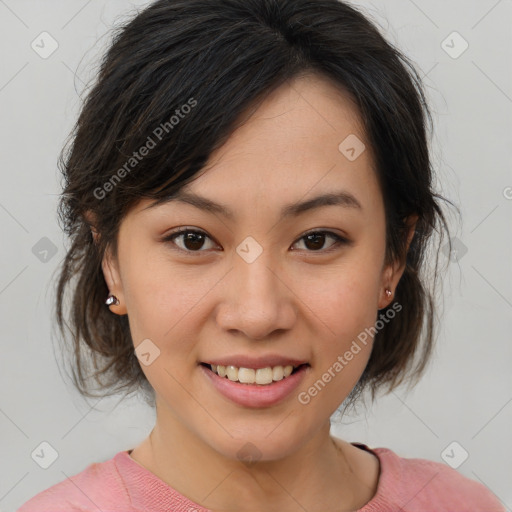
[201,355,309,369]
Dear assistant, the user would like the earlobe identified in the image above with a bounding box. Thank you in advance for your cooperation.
[378,269,396,310]
[378,262,402,310]
[84,210,126,313]
[378,214,419,310]
[86,206,127,315]
[101,248,127,315]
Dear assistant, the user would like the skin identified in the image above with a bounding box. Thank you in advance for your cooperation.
[98,73,416,511]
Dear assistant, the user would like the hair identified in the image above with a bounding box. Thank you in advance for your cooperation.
[54,0,458,413]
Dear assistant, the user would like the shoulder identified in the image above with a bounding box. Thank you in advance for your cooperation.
[370,445,505,511]
[17,452,132,512]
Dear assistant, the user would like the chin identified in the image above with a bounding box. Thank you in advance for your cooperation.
[202,423,311,464]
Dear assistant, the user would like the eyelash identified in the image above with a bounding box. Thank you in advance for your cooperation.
[161,228,350,255]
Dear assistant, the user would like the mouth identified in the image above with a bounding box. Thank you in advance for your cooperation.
[199,360,311,408]
[200,362,310,386]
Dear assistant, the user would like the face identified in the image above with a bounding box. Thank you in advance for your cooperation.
[101,74,411,462]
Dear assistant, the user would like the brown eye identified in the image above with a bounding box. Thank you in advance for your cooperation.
[292,231,349,252]
[163,229,218,253]
[162,228,349,255]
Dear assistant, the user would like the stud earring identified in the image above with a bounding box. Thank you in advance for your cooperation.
[385,288,392,298]
[105,294,120,306]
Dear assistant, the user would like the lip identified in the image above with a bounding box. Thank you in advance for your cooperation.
[201,354,309,370]
[200,363,310,408]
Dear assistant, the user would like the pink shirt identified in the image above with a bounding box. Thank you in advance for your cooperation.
[17,442,505,511]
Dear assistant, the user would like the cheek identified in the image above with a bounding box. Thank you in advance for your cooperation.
[292,258,381,340]
[297,275,377,412]
[120,258,209,398]
[291,258,380,397]
[318,280,376,377]
[120,249,219,351]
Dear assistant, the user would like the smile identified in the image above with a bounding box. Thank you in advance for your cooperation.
[199,362,310,408]
[205,363,307,385]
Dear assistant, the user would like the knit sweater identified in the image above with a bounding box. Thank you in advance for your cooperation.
[17,442,505,511]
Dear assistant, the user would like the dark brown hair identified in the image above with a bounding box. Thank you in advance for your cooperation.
[54,0,458,411]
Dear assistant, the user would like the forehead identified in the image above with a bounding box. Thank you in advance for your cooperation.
[133,73,381,222]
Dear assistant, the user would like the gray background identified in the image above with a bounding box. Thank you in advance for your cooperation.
[0,0,511,510]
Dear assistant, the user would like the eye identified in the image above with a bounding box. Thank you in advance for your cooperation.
[291,230,349,252]
[162,228,218,253]
[162,228,349,254]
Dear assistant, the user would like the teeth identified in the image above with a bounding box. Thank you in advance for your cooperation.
[273,366,284,381]
[210,364,297,385]
[226,365,238,381]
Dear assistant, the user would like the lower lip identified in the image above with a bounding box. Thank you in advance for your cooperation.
[200,364,309,408]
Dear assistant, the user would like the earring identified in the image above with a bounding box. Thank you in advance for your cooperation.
[105,294,120,306]
[385,288,392,298]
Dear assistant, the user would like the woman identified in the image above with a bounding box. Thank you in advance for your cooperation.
[18,0,505,510]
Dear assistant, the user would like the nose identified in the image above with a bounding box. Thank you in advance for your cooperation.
[215,249,297,341]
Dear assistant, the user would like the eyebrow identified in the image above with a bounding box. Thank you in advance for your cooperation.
[144,189,363,220]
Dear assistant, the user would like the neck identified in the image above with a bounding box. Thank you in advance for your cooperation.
[130,404,375,511]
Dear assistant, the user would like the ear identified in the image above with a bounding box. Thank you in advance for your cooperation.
[84,209,127,315]
[101,246,128,315]
[377,214,418,310]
